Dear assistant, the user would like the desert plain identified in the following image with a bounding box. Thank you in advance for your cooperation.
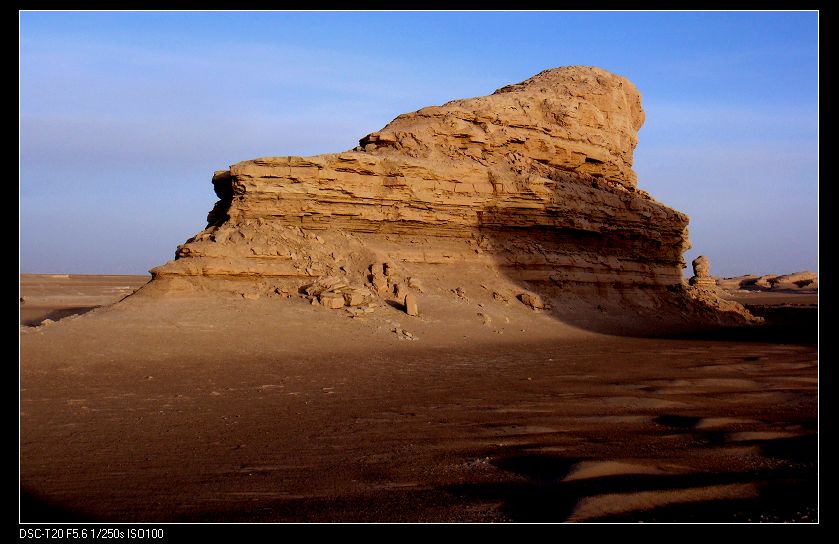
[19,271,817,522]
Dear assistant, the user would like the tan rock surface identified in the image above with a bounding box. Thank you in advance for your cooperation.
[688,255,717,289]
[519,292,546,310]
[404,293,419,316]
[691,255,711,278]
[318,292,346,309]
[358,66,645,187]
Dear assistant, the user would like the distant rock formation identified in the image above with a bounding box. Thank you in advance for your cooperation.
[145,66,756,327]
[718,271,818,292]
[688,255,717,289]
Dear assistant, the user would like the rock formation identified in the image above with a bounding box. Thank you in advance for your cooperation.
[688,255,717,289]
[717,271,818,292]
[145,66,756,328]
[519,292,546,311]
[404,293,419,317]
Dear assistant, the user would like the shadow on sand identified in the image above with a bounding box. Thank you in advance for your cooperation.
[441,433,817,522]
[19,490,93,522]
[20,307,98,327]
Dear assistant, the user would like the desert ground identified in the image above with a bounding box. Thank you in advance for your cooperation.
[20,274,150,327]
[20,274,817,522]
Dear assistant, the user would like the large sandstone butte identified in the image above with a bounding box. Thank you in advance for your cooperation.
[146,66,753,329]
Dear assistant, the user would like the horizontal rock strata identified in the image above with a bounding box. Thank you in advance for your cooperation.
[147,66,753,326]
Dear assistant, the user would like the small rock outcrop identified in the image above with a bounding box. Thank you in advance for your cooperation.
[404,293,419,316]
[304,276,372,309]
[519,292,546,310]
[688,255,717,289]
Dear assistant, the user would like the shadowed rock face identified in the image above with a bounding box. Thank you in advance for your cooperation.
[147,66,751,327]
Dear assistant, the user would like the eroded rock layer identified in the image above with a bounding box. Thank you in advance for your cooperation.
[148,66,752,327]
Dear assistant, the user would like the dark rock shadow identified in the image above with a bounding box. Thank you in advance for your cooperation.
[735,305,818,344]
[474,224,684,337]
[20,306,98,327]
[653,414,703,429]
[443,444,817,522]
[761,434,818,464]
[385,300,406,311]
[475,204,816,342]
[20,489,93,522]
[206,170,234,229]
[178,170,234,249]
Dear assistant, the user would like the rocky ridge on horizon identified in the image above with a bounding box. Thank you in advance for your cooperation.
[717,271,818,292]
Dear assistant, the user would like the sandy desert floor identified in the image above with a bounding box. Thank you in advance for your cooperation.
[20,274,150,327]
[20,275,817,522]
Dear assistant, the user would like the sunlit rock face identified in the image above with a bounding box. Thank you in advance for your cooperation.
[152,67,691,293]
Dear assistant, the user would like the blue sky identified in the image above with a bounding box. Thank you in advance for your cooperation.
[20,11,818,277]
